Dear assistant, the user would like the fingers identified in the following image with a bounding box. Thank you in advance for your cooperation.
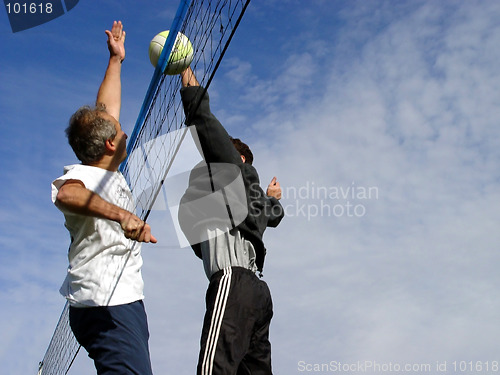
[149,233,158,244]
[266,177,282,200]
[111,20,123,38]
[121,214,156,243]
[269,176,280,188]
[115,22,125,43]
[105,21,126,61]
[106,21,124,40]
[135,223,157,244]
[124,224,157,243]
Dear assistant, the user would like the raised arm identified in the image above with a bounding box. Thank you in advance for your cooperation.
[56,180,157,243]
[179,67,241,164]
[96,21,126,121]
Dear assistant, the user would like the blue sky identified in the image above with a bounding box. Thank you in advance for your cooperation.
[2,0,500,374]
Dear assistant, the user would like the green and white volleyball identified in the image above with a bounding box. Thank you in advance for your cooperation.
[149,30,194,75]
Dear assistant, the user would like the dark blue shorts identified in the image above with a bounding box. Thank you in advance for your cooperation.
[69,300,153,375]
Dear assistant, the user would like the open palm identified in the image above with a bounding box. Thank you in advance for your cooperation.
[105,20,126,61]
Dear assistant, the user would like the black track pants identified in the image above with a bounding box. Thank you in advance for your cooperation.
[197,267,273,375]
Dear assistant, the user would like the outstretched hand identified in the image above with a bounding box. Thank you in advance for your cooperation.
[105,20,126,62]
[266,177,282,200]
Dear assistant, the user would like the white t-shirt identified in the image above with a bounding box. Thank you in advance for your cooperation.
[52,164,144,307]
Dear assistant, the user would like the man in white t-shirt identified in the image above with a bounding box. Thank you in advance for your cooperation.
[51,21,157,375]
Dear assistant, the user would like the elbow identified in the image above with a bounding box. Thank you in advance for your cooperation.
[268,215,284,228]
[54,180,89,215]
[55,185,71,208]
[267,199,285,227]
[55,182,82,209]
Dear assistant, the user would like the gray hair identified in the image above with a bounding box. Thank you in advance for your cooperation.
[65,104,117,164]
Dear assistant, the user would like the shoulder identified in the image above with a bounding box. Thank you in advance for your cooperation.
[53,164,114,192]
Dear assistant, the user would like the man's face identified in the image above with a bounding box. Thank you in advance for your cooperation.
[114,121,128,163]
[102,113,128,163]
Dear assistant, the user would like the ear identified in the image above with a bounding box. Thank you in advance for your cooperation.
[240,155,246,163]
[105,138,116,153]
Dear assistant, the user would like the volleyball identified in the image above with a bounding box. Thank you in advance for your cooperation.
[149,30,194,75]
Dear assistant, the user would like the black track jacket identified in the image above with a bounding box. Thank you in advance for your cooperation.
[178,86,284,273]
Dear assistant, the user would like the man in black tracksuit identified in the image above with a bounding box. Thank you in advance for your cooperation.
[178,67,284,375]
